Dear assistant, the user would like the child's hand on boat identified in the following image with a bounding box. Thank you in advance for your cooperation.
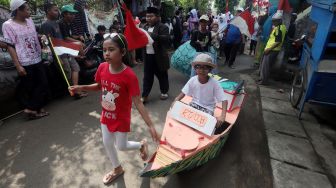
[216,116,225,128]
[149,126,160,143]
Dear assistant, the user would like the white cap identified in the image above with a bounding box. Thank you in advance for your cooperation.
[192,53,216,68]
[199,15,209,22]
[10,0,26,11]
[272,10,283,20]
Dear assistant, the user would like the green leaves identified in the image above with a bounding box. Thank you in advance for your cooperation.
[214,0,238,13]
[176,0,210,14]
[0,0,10,8]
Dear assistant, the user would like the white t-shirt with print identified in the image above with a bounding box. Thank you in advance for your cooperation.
[182,76,226,112]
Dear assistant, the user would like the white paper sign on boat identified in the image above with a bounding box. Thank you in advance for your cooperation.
[170,101,217,136]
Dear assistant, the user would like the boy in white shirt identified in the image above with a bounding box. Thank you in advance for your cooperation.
[173,53,228,128]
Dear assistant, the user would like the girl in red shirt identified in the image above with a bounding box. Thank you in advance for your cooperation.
[69,33,159,184]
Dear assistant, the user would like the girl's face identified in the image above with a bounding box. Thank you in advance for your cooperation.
[103,39,124,65]
[212,24,218,32]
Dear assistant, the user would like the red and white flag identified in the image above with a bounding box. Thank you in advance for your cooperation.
[253,0,270,8]
[122,3,148,50]
[230,10,255,38]
[50,38,81,56]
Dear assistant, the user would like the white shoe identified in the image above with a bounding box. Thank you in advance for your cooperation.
[160,93,168,100]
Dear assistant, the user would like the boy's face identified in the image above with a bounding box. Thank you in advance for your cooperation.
[48,6,59,20]
[212,24,218,32]
[63,12,75,23]
[199,21,207,29]
[146,13,159,26]
[194,64,212,76]
[98,30,106,36]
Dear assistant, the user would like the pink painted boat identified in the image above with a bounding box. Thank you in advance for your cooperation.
[140,80,246,178]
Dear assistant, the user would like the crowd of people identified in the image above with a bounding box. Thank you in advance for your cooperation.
[0,0,125,118]
[0,0,294,184]
[169,7,245,69]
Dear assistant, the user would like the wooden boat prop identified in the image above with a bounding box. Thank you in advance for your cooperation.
[140,80,246,178]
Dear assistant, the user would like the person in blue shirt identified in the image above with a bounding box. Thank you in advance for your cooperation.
[223,24,242,69]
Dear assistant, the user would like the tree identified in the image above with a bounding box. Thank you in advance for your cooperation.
[0,0,10,8]
[161,0,175,20]
[177,0,210,14]
[214,0,238,13]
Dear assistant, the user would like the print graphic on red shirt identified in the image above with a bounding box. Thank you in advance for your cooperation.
[101,88,119,111]
[95,63,140,132]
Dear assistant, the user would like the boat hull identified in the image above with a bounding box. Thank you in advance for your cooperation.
[140,81,245,178]
[140,129,231,177]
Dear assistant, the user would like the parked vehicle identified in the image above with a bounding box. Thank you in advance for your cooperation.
[289,0,336,119]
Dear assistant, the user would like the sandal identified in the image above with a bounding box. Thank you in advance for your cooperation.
[78,91,88,98]
[27,111,49,120]
[39,109,50,115]
[102,170,125,185]
[140,139,148,161]
[73,92,88,99]
[23,109,37,115]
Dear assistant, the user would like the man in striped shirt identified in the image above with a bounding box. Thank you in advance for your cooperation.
[72,0,89,39]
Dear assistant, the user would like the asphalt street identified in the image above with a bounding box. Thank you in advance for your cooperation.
[0,54,273,188]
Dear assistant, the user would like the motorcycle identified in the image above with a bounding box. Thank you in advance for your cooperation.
[75,38,103,84]
[286,35,306,65]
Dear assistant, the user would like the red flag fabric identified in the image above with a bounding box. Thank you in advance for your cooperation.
[122,3,148,50]
[278,0,292,12]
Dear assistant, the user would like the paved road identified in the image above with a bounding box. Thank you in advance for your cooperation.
[0,55,273,188]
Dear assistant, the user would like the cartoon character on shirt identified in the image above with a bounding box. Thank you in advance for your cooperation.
[101,88,119,111]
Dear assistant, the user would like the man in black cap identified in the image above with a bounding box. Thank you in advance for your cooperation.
[141,6,170,103]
